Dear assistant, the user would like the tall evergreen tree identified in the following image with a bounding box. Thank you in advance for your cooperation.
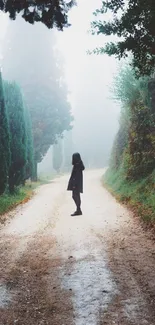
[4,81,27,193]
[2,18,72,179]
[24,105,34,181]
[0,73,10,195]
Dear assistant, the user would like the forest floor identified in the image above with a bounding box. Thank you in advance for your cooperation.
[0,170,155,325]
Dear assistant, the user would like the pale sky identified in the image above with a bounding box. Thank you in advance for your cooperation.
[55,0,118,107]
[0,1,118,107]
[54,0,120,165]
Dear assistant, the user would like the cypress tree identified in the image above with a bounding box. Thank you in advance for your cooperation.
[4,82,27,193]
[24,105,34,181]
[0,73,10,194]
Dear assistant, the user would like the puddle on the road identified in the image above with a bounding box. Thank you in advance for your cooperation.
[0,284,12,308]
[62,257,117,325]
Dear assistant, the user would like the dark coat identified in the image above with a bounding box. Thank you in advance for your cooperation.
[67,160,85,193]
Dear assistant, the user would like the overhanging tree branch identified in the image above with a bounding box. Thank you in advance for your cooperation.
[91,0,155,76]
[0,0,76,29]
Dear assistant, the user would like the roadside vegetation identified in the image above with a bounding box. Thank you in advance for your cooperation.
[91,1,155,224]
[103,64,155,223]
[0,178,52,217]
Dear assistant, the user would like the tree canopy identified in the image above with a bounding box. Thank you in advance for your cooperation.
[0,0,75,29]
[91,0,155,76]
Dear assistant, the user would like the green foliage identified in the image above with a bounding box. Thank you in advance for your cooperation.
[110,64,155,180]
[110,106,130,169]
[112,64,142,105]
[126,101,155,180]
[0,0,74,29]
[148,78,155,113]
[4,82,27,193]
[24,105,34,180]
[91,0,155,76]
[53,139,63,173]
[0,73,34,196]
[0,187,32,217]
[0,73,10,195]
[0,179,50,218]
[104,168,155,223]
[106,62,155,223]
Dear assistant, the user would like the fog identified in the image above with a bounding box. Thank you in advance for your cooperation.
[56,0,120,168]
[69,56,120,167]
[0,0,120,174]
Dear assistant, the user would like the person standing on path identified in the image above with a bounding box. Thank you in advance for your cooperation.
[67,153,85,216]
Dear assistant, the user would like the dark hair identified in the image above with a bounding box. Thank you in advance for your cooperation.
[72,152,82,165]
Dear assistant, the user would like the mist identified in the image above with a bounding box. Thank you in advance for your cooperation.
[0,0,120,176]
[71,55,120,168]
[56,0,120,169]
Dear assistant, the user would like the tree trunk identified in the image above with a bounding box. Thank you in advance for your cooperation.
[31,160,38,181]
[22,180,26,186]
[9,177,15,194]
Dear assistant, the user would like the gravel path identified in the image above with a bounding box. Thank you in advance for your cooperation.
[0,170,155,325]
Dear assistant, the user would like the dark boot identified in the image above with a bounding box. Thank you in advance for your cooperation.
[71,209,82,216]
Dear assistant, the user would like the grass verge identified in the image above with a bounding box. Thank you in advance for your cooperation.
[103,168,155,224]
[0,178,51,217]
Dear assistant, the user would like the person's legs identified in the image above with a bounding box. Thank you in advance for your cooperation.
[72,190,76,207]
[72,190,82,215]
[72,190,80,209]
[76,192,81,211]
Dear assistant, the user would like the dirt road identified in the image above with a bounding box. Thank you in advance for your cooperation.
[0,170,155,325]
